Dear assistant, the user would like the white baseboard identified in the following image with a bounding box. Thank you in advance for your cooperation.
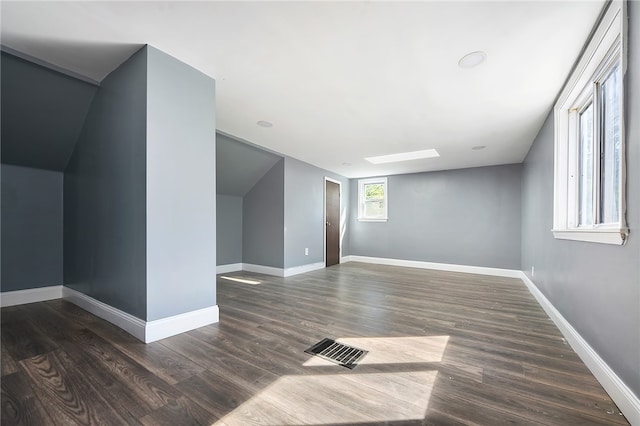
[63,287,147,341]
[217,263,243,274]
[519,273,640,425]
[284,262,325,277]
[1,285,63,307]
[341,255,522,278]
[146,305,219,343]
[239,262,326,278]
[63,287,219,344]
[242,263,285,277]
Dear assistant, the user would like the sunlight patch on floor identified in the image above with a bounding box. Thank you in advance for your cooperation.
[220,276,262,285]
[213,371,438,425]
[303,335,450,367]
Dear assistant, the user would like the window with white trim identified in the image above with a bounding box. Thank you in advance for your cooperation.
[358,177,388,221]
[553,0,628,245]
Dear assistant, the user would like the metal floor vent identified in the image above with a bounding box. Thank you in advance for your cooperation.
[305,338,368,369]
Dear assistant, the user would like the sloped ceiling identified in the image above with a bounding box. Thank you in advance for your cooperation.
[0,1,606,178]
[216,133,282,196]
[1,50,281,192]
[1,52,97,171]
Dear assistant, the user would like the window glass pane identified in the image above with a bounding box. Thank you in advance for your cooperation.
[360,182,386,219]
[364,184,384,201]
[600,62,622,224]
[364,200,384,218]
[579,102,594,226]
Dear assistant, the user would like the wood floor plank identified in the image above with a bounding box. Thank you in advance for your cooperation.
[139,396,215,426]
[66,327,183,410]
[175,369,256,419]
[57,341,150,422]
[1,342,20,376]
[19,351,131,425]
[523,363,621,399]
[482,368,627,423]
[1,372,53,426]
[1,319,58,362]
[433,372,622,426]
[0,262,629,425]
[90,320,206,385]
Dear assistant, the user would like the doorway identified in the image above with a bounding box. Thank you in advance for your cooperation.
[325,178,341,267]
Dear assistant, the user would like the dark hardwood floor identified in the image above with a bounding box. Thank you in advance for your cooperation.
[1,262,629,425]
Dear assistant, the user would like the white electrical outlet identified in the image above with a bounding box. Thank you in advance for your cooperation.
[531,266,535,277]
[305,248,309,256]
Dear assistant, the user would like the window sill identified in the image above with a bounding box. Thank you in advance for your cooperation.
[552,227,629,245]
[358,218,388,223]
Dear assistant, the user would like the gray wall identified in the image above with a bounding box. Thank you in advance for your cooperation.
[1,52,97,171]
[217,133,281,196]
[145,46,216,321]
[243,159,285,268]
[64,47,148,319]
[1,165,63,291]
[217,195,243,266]
[284,157,350,268]
[349,164,522,269]
[520,1,640,396]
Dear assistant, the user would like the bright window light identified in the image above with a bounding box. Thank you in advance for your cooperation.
[365,149,439,164]
[220,276,261,285]
[215,334,450,425]
[214,371,438,425]
[358,177,388,221]
[552,0,627,245]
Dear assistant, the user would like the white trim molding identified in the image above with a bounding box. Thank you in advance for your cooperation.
[63,287,147,341]
[284,262,325,277]
[146,306,219,343]
[552,228,629,245]
[519,273,640,425]
[62,287,219,343]
[242,263,285,277]
[240,262,326,278]
[553,0,628,245]
[1,285,63,307]
[217,263,243,274]
[341,255,522,278]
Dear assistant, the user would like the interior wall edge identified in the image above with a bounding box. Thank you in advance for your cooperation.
[1,44,101,86]
[61,286,218,343]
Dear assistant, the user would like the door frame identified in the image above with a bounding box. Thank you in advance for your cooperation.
[323,176,342,267]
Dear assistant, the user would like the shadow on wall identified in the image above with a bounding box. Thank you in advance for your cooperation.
[3,37,145,82]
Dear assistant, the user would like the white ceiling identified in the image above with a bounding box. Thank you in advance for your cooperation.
[1,1,605,178]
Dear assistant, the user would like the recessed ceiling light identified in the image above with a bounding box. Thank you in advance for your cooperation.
[458,51,487,68]
[472,145,487,150]
[365,149,440,164]
[342,162,352,166]
[257,120,273,128]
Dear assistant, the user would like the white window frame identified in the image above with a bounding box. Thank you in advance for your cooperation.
[553,0,628,245]
[358,177,388,222]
